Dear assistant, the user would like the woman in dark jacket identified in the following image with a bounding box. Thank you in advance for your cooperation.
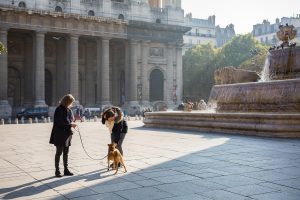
[102,106,128,156]
[50,94,77,177]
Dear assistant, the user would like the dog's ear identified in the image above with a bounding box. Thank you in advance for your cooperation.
[107,144,110,146]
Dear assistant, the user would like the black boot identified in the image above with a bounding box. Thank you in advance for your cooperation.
[64,168,74,176]
[55,169,62,178]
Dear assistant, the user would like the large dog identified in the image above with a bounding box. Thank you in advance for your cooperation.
[107,143,127,175]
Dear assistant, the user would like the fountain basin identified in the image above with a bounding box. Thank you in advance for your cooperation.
[269,47,300,79]
[209,78,300,113]
[144,112,300,138]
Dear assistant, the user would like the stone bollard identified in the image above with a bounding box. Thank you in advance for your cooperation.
[135,115,138,120]
[43,118,47,123]
[47,117,51,123]
[128,116,130,121]
[82,116,85,122]
[28,118,32,124]
[21,118,24,124]
[15,118,18,124]
[8,118,11,124]
[0,119,4,125]
[34,117,38,123]
[94,116,98,122]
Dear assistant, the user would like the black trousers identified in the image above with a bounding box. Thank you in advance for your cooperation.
[55,146,69,170]
[111,132,126,155]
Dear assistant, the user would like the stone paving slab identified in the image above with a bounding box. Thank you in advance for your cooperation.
[1,121,300,200]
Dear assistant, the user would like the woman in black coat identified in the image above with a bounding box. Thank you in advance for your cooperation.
[50,94,77,177]
[102,106,128,156]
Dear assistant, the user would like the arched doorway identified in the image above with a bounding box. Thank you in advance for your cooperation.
[149,69,164,102]
[45,70,52,106]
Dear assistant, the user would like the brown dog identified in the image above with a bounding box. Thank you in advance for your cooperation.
[107,143,127,175]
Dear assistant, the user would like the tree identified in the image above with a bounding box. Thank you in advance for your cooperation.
[0,41,7,55]
[183,34,269,101]
[216,34,268,67]
[183,43,217,101]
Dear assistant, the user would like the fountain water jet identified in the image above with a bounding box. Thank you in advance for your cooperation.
[144,25,300,138]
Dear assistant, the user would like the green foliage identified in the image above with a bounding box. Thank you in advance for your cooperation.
[0,41,7,55]
[239,49,269,73]
[183,34,269,101]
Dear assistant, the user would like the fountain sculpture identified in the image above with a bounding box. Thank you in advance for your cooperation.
[144,25,300,138]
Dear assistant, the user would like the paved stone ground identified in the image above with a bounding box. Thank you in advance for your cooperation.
[0,121,300,200]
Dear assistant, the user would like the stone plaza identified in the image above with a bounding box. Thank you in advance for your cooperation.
[1,121,300,200]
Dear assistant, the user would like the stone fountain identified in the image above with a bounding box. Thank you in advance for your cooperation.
[144,25,300,138]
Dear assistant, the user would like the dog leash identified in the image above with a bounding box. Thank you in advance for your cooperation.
[73,126,107,161]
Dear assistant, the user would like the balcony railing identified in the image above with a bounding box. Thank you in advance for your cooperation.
[80,0,102,5]
[112,2,129,10]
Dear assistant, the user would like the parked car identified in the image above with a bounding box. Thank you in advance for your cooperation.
[17,107,49,119]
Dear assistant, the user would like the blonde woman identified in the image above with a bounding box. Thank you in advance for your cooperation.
[49,94,77,177]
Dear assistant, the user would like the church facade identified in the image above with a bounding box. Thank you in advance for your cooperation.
[0,0,189,118]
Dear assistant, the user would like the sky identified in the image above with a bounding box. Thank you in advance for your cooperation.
[182,0,300,34]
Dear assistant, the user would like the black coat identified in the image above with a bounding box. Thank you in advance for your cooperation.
[49,105,73,147]
[111,120,128,142]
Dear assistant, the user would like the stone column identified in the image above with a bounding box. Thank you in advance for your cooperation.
[56,37,65,101]
[176,44,183,104]
[23,36,33,107]
[69,34,80,104]
[85,41,95,106]
[141,40,150,106]
[0,28,12,118]
[112,44,119,105]
[96,38,102,105]
[124,41,130,104]
[34,31,47,107]
[166,43,174,107]
[101,37,111,106]
[128,39,138,105]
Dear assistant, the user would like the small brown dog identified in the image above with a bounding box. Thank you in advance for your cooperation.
[107,143,127,175]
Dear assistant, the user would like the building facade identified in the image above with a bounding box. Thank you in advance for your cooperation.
[252,15,300,46]
[0,0,189,118]
[215,24,235,47]
[183,13,235,54]
[183,14,216,53]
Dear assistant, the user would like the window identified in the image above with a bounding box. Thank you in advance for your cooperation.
[55,6,63,12]
[88,10,95,16]
[118,14,124,20]
[18,1,26,8]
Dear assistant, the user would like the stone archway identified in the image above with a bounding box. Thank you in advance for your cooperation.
[149,69,164,102]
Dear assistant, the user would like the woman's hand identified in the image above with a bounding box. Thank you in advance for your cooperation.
[71,123,77,128]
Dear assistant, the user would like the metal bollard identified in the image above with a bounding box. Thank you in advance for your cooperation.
[15,118,18,124]
[47,117,51,123]
[28,118,32,124]
[94,116,98,122]
[34,117,38,123]
[0,119,4,125]
[8,118,11,124]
